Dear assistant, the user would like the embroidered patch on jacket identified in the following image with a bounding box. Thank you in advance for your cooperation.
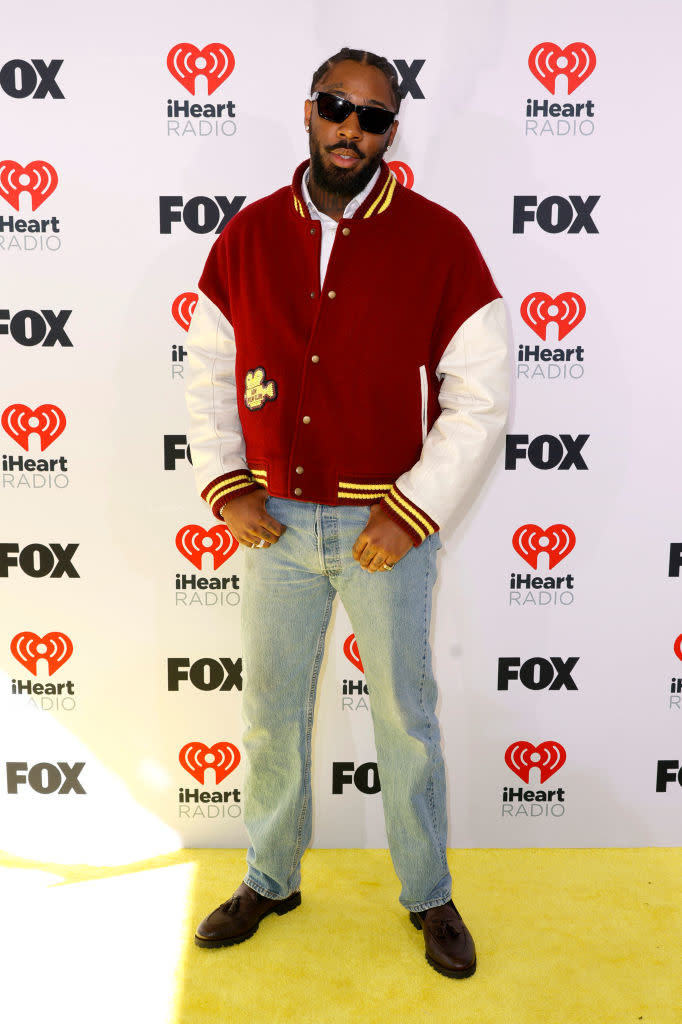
[244,367,278,411]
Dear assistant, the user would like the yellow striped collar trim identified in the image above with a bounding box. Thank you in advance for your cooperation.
[376,173,396,215]
[291,161,396,220]
[363,172,393,219]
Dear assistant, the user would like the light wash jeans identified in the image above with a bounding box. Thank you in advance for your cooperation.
[240,497,452,913]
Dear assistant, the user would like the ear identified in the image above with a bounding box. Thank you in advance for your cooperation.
[387,119,399,148]
[304,98,312,129]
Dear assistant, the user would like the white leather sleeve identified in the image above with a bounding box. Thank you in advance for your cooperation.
[184,290,247,498]
[394,297,510,530]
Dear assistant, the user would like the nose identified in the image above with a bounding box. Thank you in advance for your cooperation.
[336,112,362,141]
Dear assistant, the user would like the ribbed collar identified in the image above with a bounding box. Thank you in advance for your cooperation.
[301,165,380,221]
[290,159,398,221]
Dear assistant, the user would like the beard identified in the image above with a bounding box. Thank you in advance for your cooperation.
[309,133,389,198]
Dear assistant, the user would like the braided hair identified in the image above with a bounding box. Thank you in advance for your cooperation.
[310,48,402,113]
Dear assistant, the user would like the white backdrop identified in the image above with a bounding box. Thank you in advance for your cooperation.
[2,0,681,863]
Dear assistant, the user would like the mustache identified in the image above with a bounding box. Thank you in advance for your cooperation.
[326,143,364,158]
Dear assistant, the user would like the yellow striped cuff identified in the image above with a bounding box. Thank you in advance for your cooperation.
[201,471,261,521]
[380,486,439,545]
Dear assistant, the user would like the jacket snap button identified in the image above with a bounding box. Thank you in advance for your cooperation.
[328,290,336,299]
[296,466,304,474]
[294,488,302,496]
[302,416,311,424]
[342,227,350,236]
[311,354,320,363]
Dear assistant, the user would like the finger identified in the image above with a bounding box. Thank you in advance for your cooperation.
[359,545,381,570]
[260,513,286,537]
[364,551,389,573]
[241,526,271,547]
[254,525,279,544]
[352,534,368,562]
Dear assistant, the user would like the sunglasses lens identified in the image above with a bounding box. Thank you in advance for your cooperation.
[315,92,394,135]
[357,108,394,134]
[316,93,351,123]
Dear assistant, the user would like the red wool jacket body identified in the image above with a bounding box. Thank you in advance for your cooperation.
[185,160,509,545]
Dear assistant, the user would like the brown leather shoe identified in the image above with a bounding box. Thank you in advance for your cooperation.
[409,900,477,978]
[194,881,301,948]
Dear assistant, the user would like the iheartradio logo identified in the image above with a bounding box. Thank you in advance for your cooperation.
[343,633,364,672]
[528,43,596,95]
[172,292,198,332]
[11,631,73,675]
[2,403,66,451]
[520,292,586,342]
[167,44,235,96]
[387,161,414,189]
[175,524,238,570]
[505,740,566,784]
[512,524,575,570]
[179,741,240,784]
[0,160,58,211]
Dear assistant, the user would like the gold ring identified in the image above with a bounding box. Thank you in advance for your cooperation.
[383,562,395,571]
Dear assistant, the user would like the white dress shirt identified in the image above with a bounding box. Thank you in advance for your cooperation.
[301,166,380,285]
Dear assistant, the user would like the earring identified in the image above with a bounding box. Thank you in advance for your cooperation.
[305,124,310,132]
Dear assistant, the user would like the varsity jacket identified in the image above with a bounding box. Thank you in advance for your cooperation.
[185,159,509,546]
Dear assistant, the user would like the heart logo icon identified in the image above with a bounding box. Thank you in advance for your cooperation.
[0,160,58,211]
[2,403,66,451]
[528,42,596,95]
[175,524,238,570]
[520,292,586,341]
[179,741,240,784]
[10,631,73,675]
[172,292,198,331]
[505,740,567,784]
[167,43,236,96]
[512,524,576,570]
[343,633,364,672]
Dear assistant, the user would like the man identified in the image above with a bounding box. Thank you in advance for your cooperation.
[185,47,508,978]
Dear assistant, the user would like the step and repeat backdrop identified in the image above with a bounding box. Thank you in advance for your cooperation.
[2,0,681,862]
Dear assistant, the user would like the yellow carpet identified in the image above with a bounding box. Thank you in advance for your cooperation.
[2,848,680,1024]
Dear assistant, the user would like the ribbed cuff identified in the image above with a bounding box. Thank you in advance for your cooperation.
[201,470,264,522]
[380,484,439,546]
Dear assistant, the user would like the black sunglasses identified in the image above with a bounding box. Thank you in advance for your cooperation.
[312,91,396,135]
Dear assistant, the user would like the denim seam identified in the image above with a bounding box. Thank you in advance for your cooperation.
[287,581,334,891]
[419,537,449,875]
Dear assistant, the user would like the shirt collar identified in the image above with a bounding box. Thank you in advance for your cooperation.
[302,166,381,223]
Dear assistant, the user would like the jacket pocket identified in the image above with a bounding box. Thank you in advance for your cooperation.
[419,364,428,444]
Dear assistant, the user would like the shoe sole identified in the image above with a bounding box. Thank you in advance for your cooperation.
[409,911,477,979]
[195,891,302,949]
